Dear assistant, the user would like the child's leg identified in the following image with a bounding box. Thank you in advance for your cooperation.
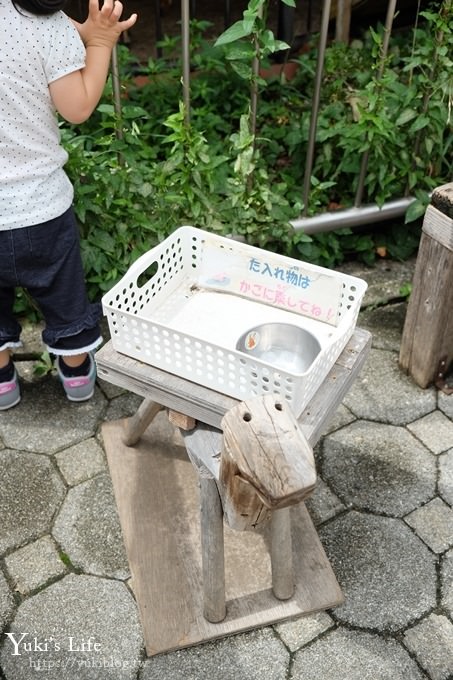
[0,348,11,369]
[0,286,22,359]
[14,208,102,401]
[0,288,21,410]
[61,352,88,368]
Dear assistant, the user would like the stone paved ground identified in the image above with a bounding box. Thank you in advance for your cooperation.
[0,258,452,680]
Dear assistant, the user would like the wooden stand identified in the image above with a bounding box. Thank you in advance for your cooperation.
[97,328,371,656]
[400,183,453,390]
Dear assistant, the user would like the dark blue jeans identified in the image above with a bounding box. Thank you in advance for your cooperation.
[0,208,101,355]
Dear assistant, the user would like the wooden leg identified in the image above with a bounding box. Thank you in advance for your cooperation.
[122,398,164,446]
[199,477,226,623]
[271,507,295,600]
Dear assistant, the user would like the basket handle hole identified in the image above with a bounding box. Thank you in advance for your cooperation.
[137,262,159,289]
[243,412,252,422]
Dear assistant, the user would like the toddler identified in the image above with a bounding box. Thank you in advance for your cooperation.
[0,0,137,408]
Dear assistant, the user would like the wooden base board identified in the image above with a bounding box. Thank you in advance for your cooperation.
[103,418,343,657]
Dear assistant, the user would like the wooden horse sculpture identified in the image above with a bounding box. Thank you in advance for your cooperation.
[218,395,317,532]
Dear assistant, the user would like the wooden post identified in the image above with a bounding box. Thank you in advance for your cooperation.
[122,398,164,446]
[399,183,453,388]
[199,477,226,622]
[270,508,294,600]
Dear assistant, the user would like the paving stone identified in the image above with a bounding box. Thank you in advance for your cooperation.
[0,378,107,454]
[438,392,453,420]
[320,404,356,437]
[439,450,453,506]
[441,549,453,617]
[343,348,437,425]
[358,302,406,352]
[139,628,289,680]
[290,628,425,679]
[321,421,436,517]
[52,473,129,579]
[403,614,453,680]
[0,574,143,680]
[407,412,453,454]
[274,612,334,652]
[4,536,67,596]
[96,377,126,400]
[54,438,107,486]
[306,478,346,526]
[405,498,453,554]
[0,450,66,554]
[340,257,416,308]
[104,392,144,423]
[318,511,436,631]
[16,320,45,353]
[14,360,36,382]
[0,570,14,635]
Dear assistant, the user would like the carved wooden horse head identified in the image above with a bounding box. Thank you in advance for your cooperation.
[219,394,316,531]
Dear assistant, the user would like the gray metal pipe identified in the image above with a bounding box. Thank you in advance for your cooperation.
[291,196,416,234]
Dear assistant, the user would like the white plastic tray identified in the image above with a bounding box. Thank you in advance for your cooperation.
[102,227,367,416]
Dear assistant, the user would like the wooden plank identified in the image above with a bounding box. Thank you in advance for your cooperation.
[400,183,453,387]
[96,343,237,429]
[399,229,453,387]
[103,418,343,656]
[168,410,197,431]
[431,182,453,220]
[422,205,453,252]
[96,328,372,432]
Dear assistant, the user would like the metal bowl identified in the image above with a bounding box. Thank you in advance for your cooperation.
[236,323,321,374]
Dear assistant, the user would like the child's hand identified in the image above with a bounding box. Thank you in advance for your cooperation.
[76,0,137,49]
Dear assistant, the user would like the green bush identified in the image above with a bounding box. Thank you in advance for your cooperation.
[59,1,452,303]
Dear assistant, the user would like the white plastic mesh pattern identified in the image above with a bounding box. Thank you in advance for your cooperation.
[102,227,367,416]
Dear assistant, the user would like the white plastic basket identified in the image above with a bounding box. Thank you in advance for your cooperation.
[102,226,367,416]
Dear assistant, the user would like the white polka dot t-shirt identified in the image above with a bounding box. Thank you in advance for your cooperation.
[0,1,85,230]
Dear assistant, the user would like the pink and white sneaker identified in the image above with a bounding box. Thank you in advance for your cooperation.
[0,368,21,411]
[56,353,96,402]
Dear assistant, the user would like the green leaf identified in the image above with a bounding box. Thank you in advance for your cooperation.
[396,108,418,126]
[97,104,115,115]
[405,199,426,223]
[409,115,430,133]
[215,20,253,46]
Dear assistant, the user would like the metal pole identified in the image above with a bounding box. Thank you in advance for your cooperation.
[275,1,295,63]
[302,0,332,216]
[154,0,163,58]
[354,0,398,207]
[181,0,191,124]
[335,0,352,43]
[224,0,231,29]
[111,46,123,141]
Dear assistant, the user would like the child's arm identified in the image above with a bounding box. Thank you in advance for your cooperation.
[49,0,137,124]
